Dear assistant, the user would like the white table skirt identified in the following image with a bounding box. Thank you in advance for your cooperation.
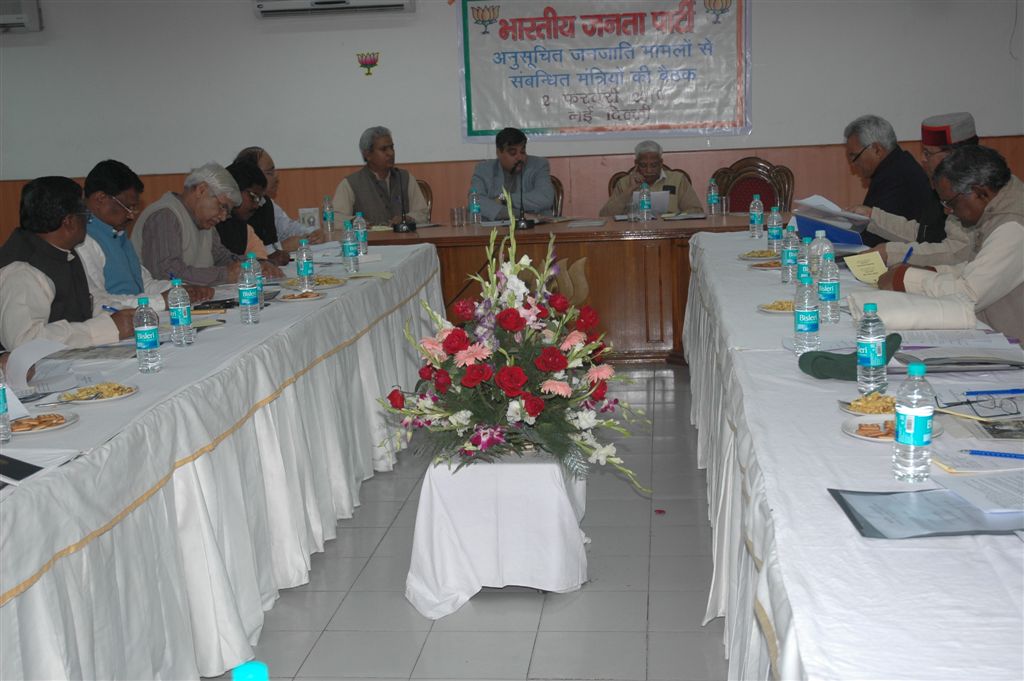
[1,245,443,679]
[406,457,588,619]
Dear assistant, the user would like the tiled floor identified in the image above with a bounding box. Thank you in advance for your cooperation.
[208,364,726,680]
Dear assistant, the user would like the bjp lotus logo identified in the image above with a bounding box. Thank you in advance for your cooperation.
[357,52,379,76]
[704,0,732,24]
[471,5,500,35]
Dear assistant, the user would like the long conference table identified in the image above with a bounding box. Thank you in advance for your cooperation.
[0,244,443,679]
[685,232,1024,679]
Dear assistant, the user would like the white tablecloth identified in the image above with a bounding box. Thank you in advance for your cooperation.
[406,457,588,619]
[0,244,443,680]
[684,232,1024,680]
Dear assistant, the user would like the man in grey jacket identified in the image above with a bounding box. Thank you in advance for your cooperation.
[470,128,554,221]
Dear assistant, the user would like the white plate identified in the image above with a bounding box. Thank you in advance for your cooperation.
[841,414,944,443]
[738,252,779,261]
[12,411,80,436]
[59,383,138,404]
[282,278,346,291]
[278,292,325,302]
[757,302,793,315]
[837,398,895,416]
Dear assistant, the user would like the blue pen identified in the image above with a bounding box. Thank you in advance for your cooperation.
[900,247,914,265]
[101,304,119,314]
[963,388,1024,397]
[963,449,1024,461]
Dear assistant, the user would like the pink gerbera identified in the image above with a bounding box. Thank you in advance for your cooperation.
[559,330,587,351]
[540,379,572,398]
[454,342,493,367]
[586,364,615,383]
[419,337,448,363]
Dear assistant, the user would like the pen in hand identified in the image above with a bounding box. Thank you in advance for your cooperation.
[101,305,120,314]
[900,247,914,265]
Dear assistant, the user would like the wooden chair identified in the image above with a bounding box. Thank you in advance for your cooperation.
[607,166,693,196]
[550,174,564,217]
[417,179,433,222]
[711,157,794,212]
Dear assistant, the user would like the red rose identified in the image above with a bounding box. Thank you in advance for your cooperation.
[591,380,608,401]
[387,388,405,409]
[461,363,493,388]
[494,365,529,397]
[575,305,599,331]
[442,328,470,355]
[418,365,434,381]
[548,293,570,314]
[536,304,549,319]
[453,298,476,322]
[434,369,452,394]
[523,393,545,418]
[496,308,526,332]
[534,346,568,373]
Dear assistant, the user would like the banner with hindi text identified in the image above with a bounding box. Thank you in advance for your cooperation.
[460,0,750,138]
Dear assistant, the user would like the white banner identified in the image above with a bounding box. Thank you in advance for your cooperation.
[460,0,750,139]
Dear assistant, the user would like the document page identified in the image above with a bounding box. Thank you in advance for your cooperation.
[935,470,1024,513]
[842,251,887,285]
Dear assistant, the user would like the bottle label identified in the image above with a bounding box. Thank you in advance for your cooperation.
[170,304,192,327]
[239,286,259,307]
[134,325,159,351]
[0,387,7,416]
[797,262,809,280]
[767,226,782,242]
[356,229,368,244]
[298,260,314,277]
[782,247,798,266]
[323,209,334,224]
[896,406,934,446]
[256,274,265,292]
[749,213,764,228]
[818,281,839,302]
[639,196,651,211]
[342,241,359,257]
[469,201,481,214]
[707,192,719,205]
[794,309,819,333]
[857,339,887,367]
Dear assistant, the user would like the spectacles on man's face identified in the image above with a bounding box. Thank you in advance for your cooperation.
[214,197,234,218]
[847,145,870,164]
[939,191,966,211]
[109,194,138,219]
[246,190,266,208]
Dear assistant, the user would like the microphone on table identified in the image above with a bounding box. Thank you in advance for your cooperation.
[392,167,417,233]
[514,159,535,230]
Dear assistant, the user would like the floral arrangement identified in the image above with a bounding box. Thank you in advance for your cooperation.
[380,215,648,492]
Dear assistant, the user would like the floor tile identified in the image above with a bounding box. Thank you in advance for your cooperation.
[262,591,344,632]
[649,555,713,592]
[296,630,428,678]
[584,555,650,591]
[648,630,727,680]
[391,499,420,527]
[650,524,713,556]
[539,591,647,631]
[374,525,415,557]
[294,555,368,592]
[432,590,544,632]
[529,631,646,680]
[350,553,411,591]
[358,475,421,502]
[249,630,321,677]
[327,591,432,631]
[648,590,712,631]
[581,499,652,528]
[338,500,405,527]
[411,630,535,679]
[650,499,710,526]
[320,527,388,557]
[583,525,650,556]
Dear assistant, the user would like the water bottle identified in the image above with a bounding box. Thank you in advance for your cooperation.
[748,194,764,238]
[247,252,264,307]
[780,225,799,284]
[766,206,784,254]
[0,368,10,444]
[322,195,335,233]
[817,253,840,325]
[296,239,315,292]
[167,278,195,346]
[797,236,812,282]
[808,230,834,279]
[638,182,653,222]
[134,297,162,373]
[706,178,720,215]
[468,188,482,225]
[793,276,820,355]
[856,303,888,394]
[893,363,935,482]
[238,261,260,325]
[342,220,360,274]
[353,211,369,255]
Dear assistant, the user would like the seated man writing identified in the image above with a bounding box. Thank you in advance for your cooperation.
[332,126,429,227]
[470,127,554,221]
[0,176,134,350]
[214,160,285,283]
[600,140,702,217]
[877,145,1023,340]
[76,160,213,310]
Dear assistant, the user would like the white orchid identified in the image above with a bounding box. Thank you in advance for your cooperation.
[588,443,618,465]
[449,410,473,433]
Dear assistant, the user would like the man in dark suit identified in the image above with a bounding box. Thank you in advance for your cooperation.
[470,128,554,221]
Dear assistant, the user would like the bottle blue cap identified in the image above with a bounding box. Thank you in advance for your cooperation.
[300,239,309,246]
[247,253,256,259]
[771,206,780,212]
[355,212,364,217]
[864,303,878,313]
[241,261,251,270]
[802,236,812,243]
[752,194,760,200]
[171,278,182,287]
[137,297,148,306]
[907,363,927,377]
[344,220,353,229]
[822,253,834,261]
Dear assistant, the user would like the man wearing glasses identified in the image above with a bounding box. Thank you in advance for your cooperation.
[131,163,260,286]
[215,160,286,279]
[599,140,702,217]
[0,177,135,350]
[77,160,214,312]
[843,114,942,247]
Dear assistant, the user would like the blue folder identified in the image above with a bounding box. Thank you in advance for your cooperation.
[794,214,864,245]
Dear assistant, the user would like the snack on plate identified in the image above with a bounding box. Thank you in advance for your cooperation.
[849,392,896,414]
[856,420,895,438]
[751,260,782,269]
[284,274,344,288]
[61,382,134,401]
[762,299,794,312]
[282,291,321,300]
[11,413,67,433]
[743,249,776,258]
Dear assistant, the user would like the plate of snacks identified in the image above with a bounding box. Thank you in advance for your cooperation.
[739,249,779,261]
[841,414,944,443]
[838,392,895,415]
[11,412,79,435]
[757,300,794,314]
[282,275,346,290]
[280,291,325,302]
[59,382,137,404]
[749,260,782,270]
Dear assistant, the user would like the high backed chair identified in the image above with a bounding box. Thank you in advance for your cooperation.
[549,175,564,217]
[607,166,693,196]
[711,157,794,211]
[417,179,433,222]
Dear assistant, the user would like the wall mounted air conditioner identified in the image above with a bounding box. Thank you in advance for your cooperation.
[0,0,42,33]
[253,0,414,18]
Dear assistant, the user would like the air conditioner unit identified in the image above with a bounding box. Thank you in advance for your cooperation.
[252,0,414,18]
[0,0,42,33]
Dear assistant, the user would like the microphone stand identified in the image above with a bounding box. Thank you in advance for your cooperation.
[392,167,416,232]
[515,160,535,230]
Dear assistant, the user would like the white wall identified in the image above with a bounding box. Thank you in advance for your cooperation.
[1,0,1021,180]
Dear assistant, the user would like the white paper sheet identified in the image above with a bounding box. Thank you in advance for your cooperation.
[899,330,1013,349]
[936,469,1024,513]
[5,339,67,391]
